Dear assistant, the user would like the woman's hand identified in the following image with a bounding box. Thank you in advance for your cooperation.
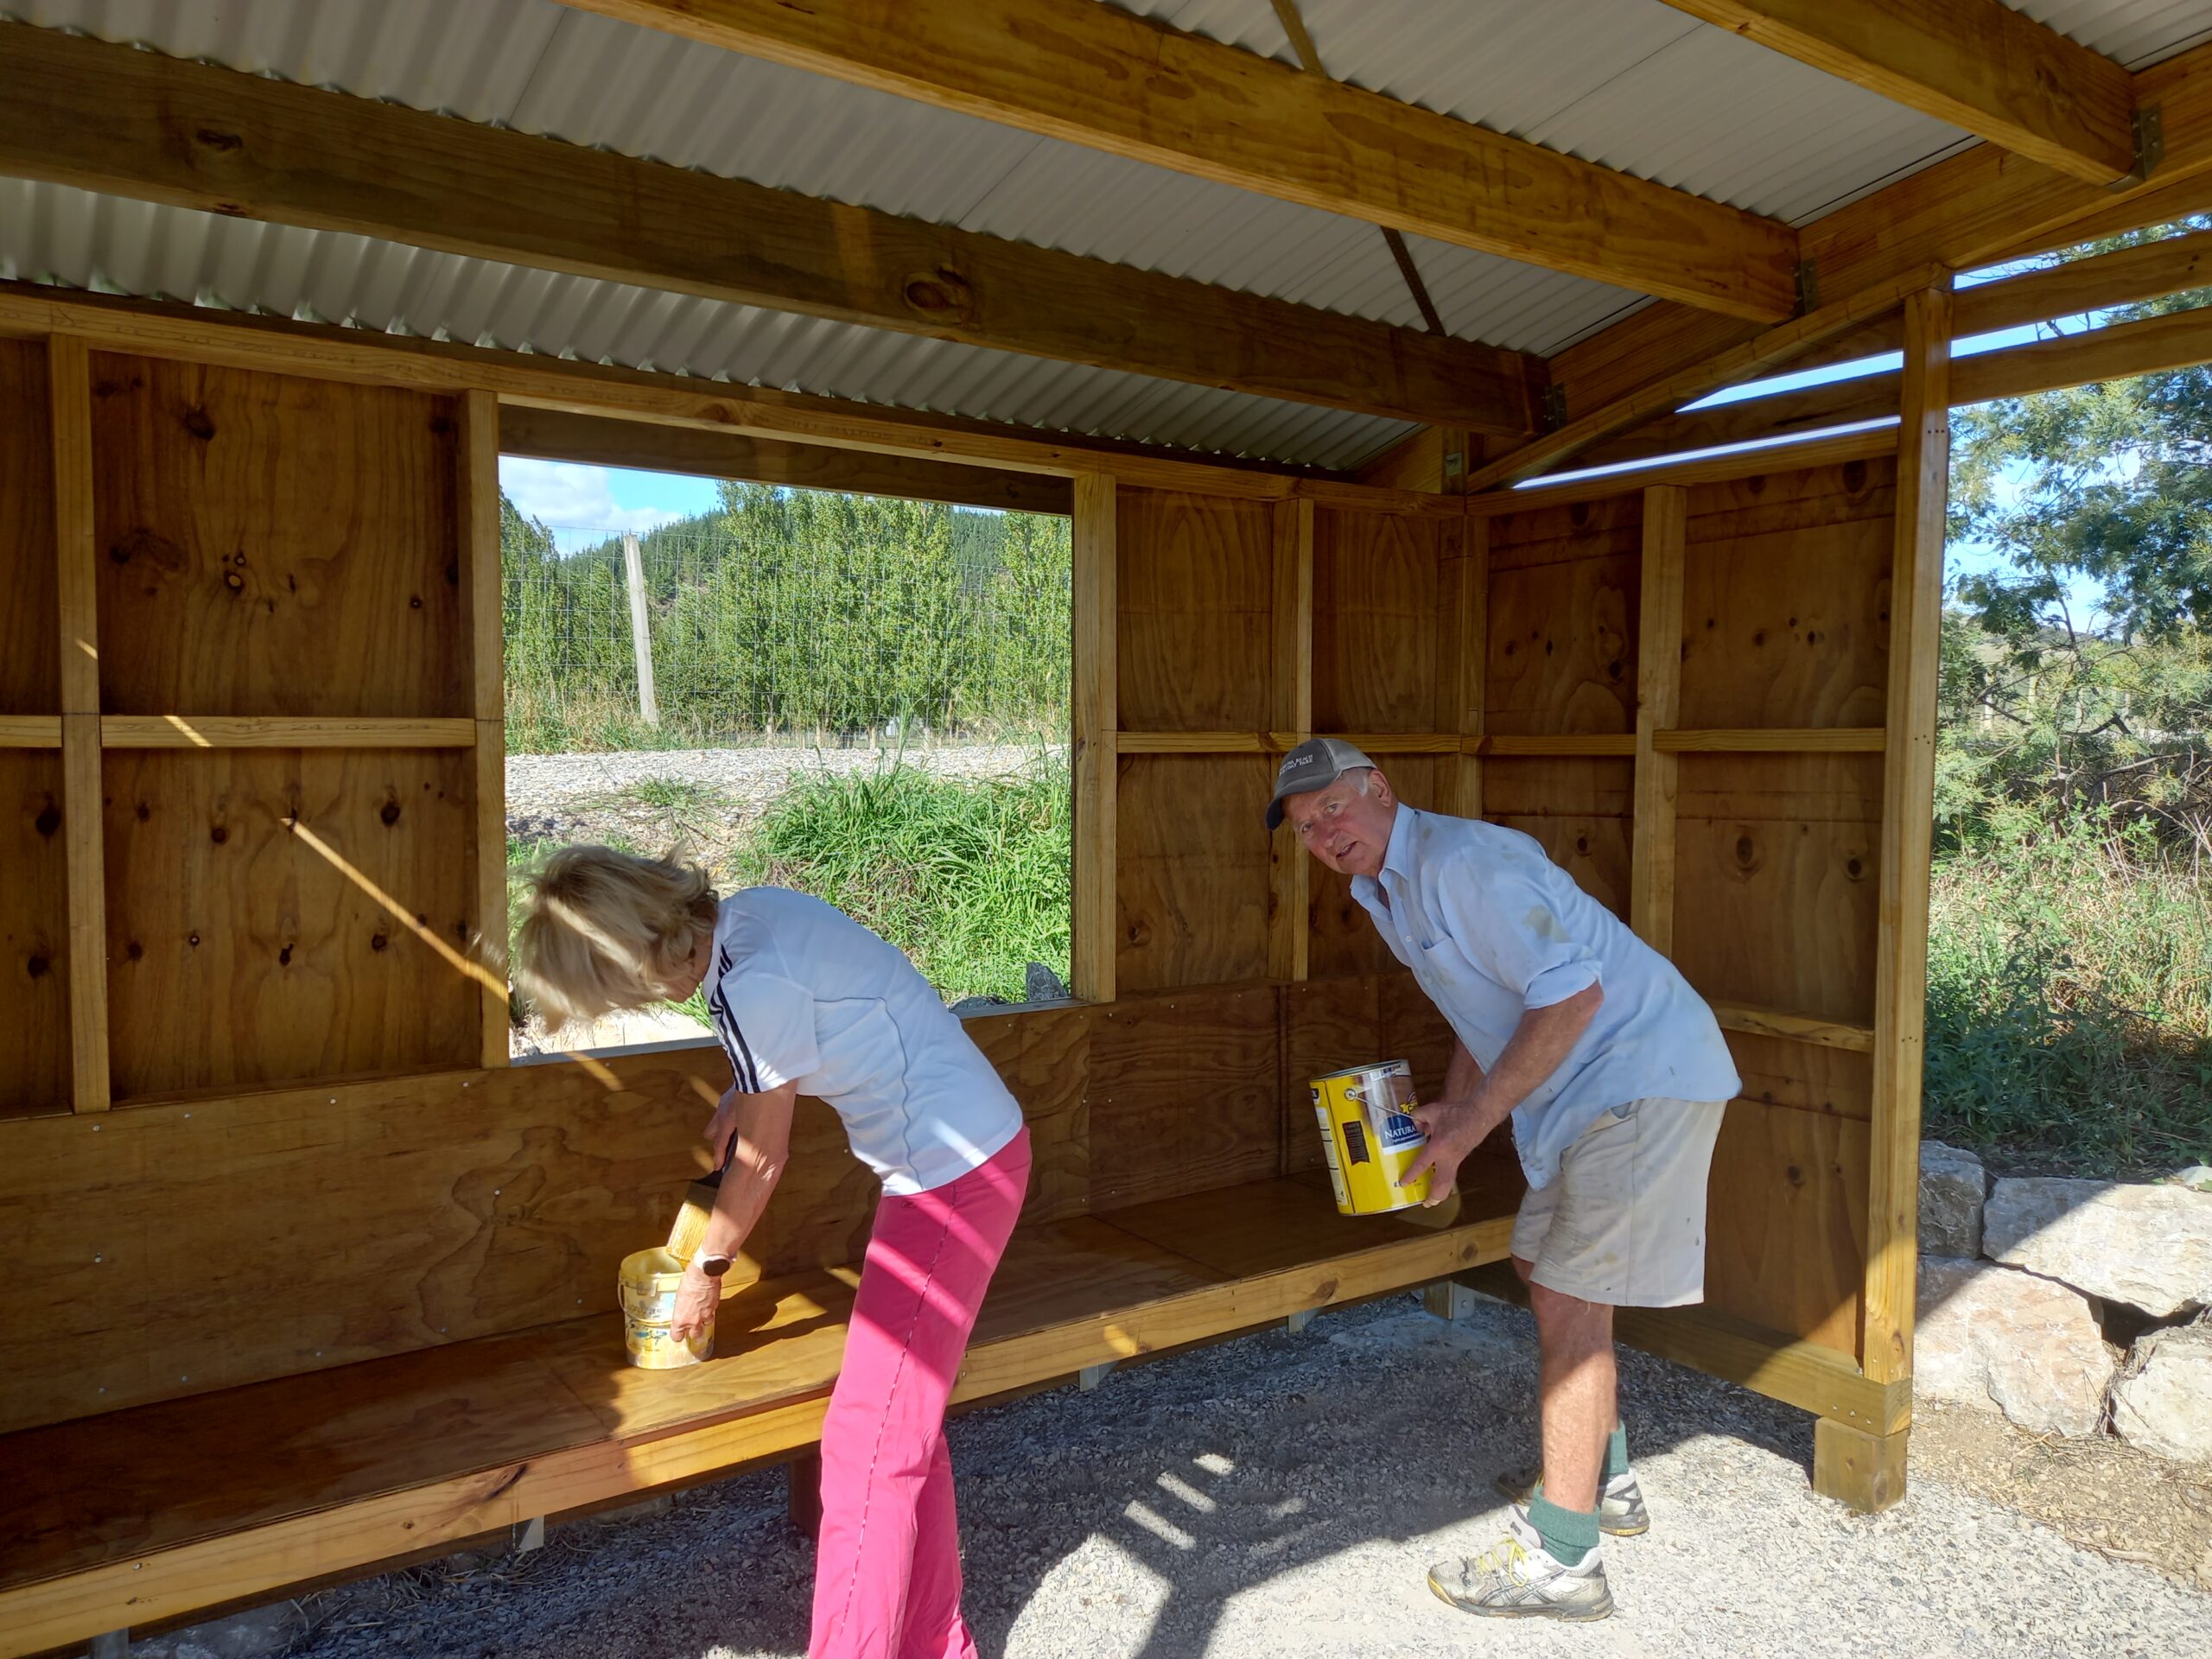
[1402,1096,1493,1205]
[669,1262,721,1343]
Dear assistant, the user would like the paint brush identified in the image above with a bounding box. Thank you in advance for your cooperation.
[664,1132,738,1264]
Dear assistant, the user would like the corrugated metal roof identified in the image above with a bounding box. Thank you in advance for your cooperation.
[0,176,1417,468]
[6,0,2212,468]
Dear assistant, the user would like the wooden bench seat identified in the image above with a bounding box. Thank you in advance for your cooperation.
[0,1171,1517,1658]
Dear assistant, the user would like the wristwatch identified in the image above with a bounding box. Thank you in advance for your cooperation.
[694,1252,734,1278]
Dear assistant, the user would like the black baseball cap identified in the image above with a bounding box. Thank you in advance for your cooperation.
[1265,737,1379,830]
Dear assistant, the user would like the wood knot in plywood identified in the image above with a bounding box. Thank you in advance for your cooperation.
[108,526,187,579]
[34,798,59,837]
[26,951,50,979]
[125,939,143,962]
[903,266,979,326]
[370,931,391,952]
[1732,830,1762,874]
[181,404,217,442]
[194,126,245,153]
[209,823,228,844]
[380,797,403,827]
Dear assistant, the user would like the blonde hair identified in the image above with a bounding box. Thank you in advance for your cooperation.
[513,845,719,1027]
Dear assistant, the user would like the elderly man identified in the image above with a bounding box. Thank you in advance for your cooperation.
[1267,738,1739,1623]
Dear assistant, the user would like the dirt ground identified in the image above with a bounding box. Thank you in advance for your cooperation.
[184,1294,2212,1659]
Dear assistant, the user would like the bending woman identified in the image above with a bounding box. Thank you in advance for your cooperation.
[516,847,1030,1659]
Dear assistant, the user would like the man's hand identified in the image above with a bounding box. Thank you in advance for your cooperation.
[669,1262,721,1343]
[1402,1096,1494,1205]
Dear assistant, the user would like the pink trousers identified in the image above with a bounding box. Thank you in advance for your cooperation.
[808,1128,1031,1659]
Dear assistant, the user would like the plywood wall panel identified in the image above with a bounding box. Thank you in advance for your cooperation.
[1486,553,1639,736]
[1703,1102,1869,1359]
[1312,509,1440,733]
[102,748,479,1099]
[1672,757,1881,1027]
[0,754,71,1120]
[1485,493,1642,571]
[89,354,465,719]
[1116,754,1271,993]
[1090,984,1281,1211]
[1116,491,1274,733]
[1726,1029,1874,1123]
[1681,461,1895,729]
[0,340,58,714]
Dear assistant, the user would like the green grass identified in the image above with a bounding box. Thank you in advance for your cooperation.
[732,758,1071,1005]
[1925,810,2212,1179]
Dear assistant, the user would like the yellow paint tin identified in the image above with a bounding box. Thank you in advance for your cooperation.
[619,1247,715,1369]
[1311,1059,1431,1215]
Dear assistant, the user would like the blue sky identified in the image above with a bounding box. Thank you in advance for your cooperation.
[499,457,722,553]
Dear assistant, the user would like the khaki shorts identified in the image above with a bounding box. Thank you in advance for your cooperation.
[1510,1097,1728,1309]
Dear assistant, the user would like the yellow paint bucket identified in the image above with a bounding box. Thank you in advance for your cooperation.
[1311,1059,1432,1216]
[619,1247,715,1369]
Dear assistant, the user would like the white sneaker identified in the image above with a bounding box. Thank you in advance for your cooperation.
[1427,1512,1614,1622]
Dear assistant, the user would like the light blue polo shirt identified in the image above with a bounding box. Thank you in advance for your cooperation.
[1351,806,1740,1190]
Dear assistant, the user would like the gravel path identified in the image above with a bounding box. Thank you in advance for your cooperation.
[269,1295,2209,1659]
[506,744,1057,839]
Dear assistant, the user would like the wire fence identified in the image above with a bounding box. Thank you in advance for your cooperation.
[503,483,1072,753]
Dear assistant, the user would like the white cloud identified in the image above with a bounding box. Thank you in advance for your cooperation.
[498,458,685,535]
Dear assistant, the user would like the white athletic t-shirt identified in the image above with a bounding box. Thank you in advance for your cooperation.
[704,887,1025,1195]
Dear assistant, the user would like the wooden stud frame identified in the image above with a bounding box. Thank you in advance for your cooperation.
[1071,477,1118,1005]
[1863,288,1955,1429]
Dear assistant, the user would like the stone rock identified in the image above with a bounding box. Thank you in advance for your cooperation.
[1984,1178,2212,1318]
[2173,1164,2212,1195]
[1024,961,1070,1003]
[2112,1321,2212,1463]
[131,1602,301,1659]
[1919,1141,1987,1258]
[1914,1256,2115,1436]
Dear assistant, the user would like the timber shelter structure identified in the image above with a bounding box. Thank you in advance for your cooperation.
[4,0,2212,1649]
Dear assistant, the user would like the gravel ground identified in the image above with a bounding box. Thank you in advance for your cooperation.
[264,1295,2210,1659]
[506,743,1056,844]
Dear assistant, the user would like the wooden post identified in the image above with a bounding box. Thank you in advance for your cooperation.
[1437,516,1488,820]
[621,531,660,728]
[1630,485,1688,952]
[457,391,512,1067]
[50,334,109,1114]
[1071,476,1117,1004]
[1268,498,1313,983]
[1862,286,1953,1392]
[1811,1417,1909,1514]
[788,1450,823,1540]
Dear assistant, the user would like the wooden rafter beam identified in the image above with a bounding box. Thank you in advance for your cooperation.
[499,405,1075,514]
[0,25,1538,435]
[556,0,1803,322]
[1661,1,2139,186]
[1544,40,2212,429]
[1465,264,1946,490]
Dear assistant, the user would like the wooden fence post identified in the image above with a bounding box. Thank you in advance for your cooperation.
[622,531,660,728]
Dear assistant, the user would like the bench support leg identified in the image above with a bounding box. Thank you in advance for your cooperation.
[1422,1278,1478,1322]
[790,1449,823,1541]
[1812,1417,1908,1514]
[1077,1361,1115,1391]
[1284,1307,1317,1335]
[90,1632,128,1659]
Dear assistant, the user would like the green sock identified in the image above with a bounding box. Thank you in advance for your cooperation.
[1527,1493,1600,1567]
[1603,1421,1630,1482]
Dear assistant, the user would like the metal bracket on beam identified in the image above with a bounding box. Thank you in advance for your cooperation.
[2130,104,2165,185]
[1285,1307,1317,1335]
[90,1633,129,1659]
[1795,260,1821,316]
[1541,384,1569,432]
[512,1515,546,1554]
[1077,1361,1115,1391]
